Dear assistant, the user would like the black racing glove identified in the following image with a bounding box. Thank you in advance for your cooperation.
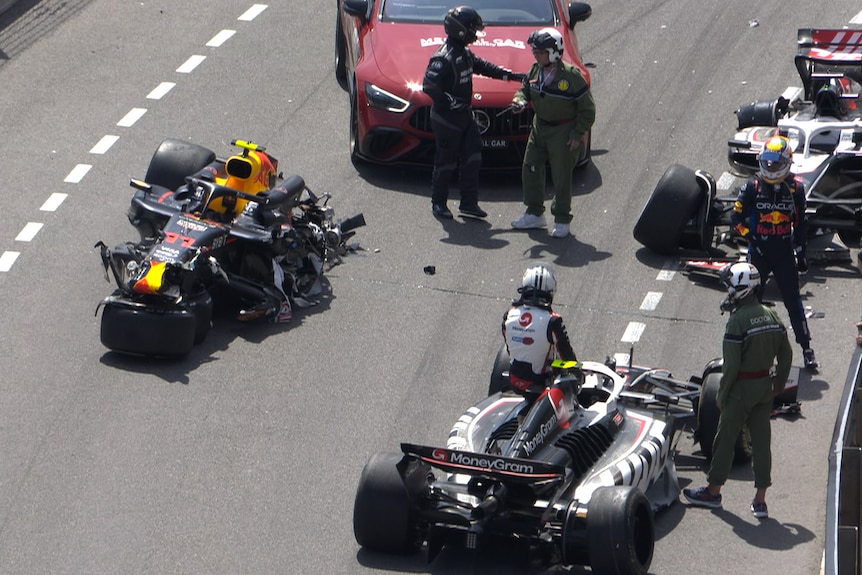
[504,72,528,83]
[795,246,809,274]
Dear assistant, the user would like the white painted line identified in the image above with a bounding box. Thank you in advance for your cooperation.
[614,353,631,367]
[716,171,737,191]
[64,164,92,183]
[90,135,119,154]
[851,10,862,24]
[40,193,67,211]
[239,4,268,21]
[177,55,206,73]
[621,322,646,343]
[0,251,20,272]
[640,291,663,311]
[656,261,676,281]
[147,82,175,100]
[15,222,43,242]
[207,30,235,47]
[117,108,147,127]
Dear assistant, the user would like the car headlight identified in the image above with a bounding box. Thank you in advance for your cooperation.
[365,82,410,113]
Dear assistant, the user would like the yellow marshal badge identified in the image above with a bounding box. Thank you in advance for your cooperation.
[558,79,569,91]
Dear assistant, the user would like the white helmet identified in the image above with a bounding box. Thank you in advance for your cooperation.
[527,28,564,63]
[519,263,556,302]
[720,262,760,308]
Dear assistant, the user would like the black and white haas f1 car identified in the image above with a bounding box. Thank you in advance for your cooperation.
[353,354,724,574]
[95,139,365,357]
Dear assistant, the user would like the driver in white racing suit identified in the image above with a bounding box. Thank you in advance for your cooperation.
[502,263,577,401]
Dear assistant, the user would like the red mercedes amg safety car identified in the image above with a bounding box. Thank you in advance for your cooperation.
[335,0,593,168]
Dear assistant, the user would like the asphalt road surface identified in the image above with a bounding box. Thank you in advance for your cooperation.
[0,1,860,574]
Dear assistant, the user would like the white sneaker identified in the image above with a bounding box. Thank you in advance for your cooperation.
[551,223,570,238]
[511,212,547,229]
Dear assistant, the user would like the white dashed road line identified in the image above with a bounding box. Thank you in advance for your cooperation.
[239,4,268,21]
[15,223,43,242]
[147,82,176,100]
[622,322,646,344]
[0,251,20,272]
[90,135,119,155]
[40,193,67,212]
[207,30,236,47]
[640,292,663,311]
[656,260,676,281]
[117,108,147,127]
[176,55,206,74]
[64,164,91,183]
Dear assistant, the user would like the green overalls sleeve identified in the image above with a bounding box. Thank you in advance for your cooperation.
[568,73,595,143]
[718,315,743,408]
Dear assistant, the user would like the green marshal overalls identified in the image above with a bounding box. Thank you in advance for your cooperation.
[708,295,792,489]
[513,61,595,223]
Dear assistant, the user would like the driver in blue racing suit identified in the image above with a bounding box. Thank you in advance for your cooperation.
[502,263,577,402]
[731,135,818,370]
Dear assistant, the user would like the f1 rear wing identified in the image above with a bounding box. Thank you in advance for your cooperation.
[798,29,862,62]
[401,443,565,483]
[796,29,862,100]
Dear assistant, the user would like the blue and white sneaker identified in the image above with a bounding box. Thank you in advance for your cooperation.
[750,501,768,519]
[682,486,722,509]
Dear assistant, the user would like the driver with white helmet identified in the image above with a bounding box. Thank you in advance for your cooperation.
[502,263,577,400]
[731,135,817,369]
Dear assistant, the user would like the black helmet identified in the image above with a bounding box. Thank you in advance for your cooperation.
[444,6,484,45]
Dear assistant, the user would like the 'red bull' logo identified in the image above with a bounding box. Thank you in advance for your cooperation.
[758,211,791,225]
[755,209,792,236]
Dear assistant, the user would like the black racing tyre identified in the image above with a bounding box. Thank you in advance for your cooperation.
[353,452,427,554]
[633,164,705,254]
[188,291,214,344]
[488,344,511,395]
[697,372,752,464]
[586,486,654,575]
[145,139,216,191]
[100,299,196,357]
[678,170,716,252]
